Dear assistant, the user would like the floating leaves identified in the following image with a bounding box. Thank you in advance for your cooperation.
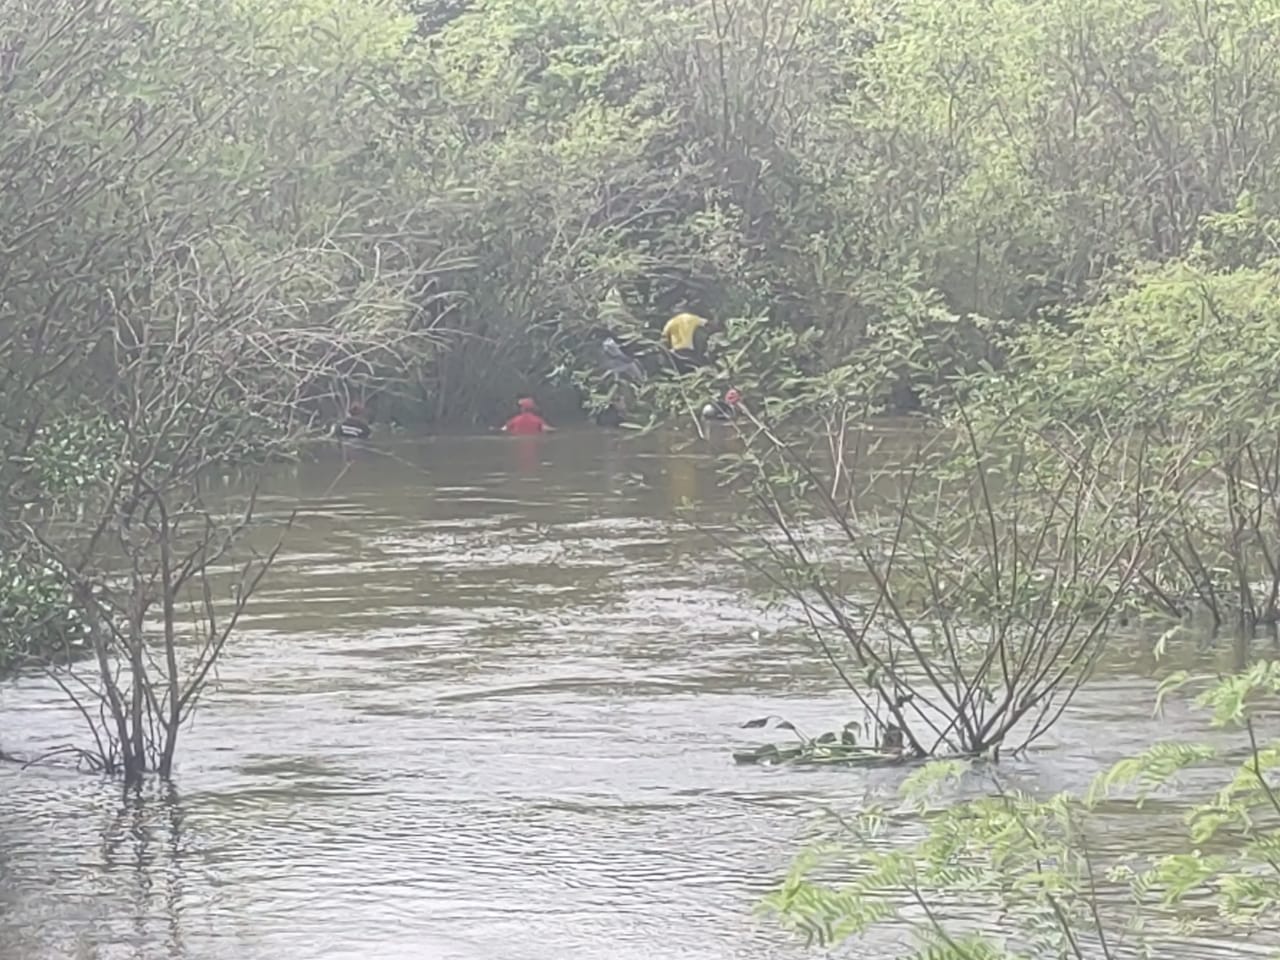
[734,718,903,767]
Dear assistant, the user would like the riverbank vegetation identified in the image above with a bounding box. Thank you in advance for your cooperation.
[716,233,1280,759]
[0,0,448,774]
[9,0,1279,428]
[714,281,1280,945]
[5,0,1280,442]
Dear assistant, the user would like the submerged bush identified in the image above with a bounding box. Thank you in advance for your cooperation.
[766,665,1280,956]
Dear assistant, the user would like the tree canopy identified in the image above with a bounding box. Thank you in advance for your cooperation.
[5,0,1280,423]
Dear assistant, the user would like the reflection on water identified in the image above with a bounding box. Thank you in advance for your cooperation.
[0,427,1270,959]
[663,434,702,507]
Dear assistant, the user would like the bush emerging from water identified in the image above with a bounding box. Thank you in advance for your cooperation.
[766,666,1280,956]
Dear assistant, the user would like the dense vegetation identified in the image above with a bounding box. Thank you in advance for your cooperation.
[11,0,1279,425]
[5,0,1280,425]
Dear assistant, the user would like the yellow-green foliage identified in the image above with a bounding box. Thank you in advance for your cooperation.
[233,0,413,62]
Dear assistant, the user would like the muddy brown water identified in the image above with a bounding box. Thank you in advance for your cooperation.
[0,427,1272,959]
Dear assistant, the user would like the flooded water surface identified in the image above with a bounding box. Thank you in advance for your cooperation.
[0,429,1265,959]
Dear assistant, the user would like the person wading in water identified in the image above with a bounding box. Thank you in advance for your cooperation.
[335,401,372,440]
[502,397,554,435]
[600,334,645,383]
[701,387,742,421]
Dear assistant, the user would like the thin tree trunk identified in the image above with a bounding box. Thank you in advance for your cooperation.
[158,498,182,778]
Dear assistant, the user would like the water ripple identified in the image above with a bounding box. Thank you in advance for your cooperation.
[0,430,1268,960]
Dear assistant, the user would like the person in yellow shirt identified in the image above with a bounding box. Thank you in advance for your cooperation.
[661,310,718,373]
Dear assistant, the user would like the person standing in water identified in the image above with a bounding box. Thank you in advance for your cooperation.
[701,387,742,421]
[594,399,625,427]
[596,332,643,429]
[502,397,553,435]
[335,401,372,440]
[601,334,645,383]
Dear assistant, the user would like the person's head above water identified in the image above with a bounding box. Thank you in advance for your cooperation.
[517,397,538,411]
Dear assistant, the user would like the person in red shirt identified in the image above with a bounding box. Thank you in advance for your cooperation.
[502,397,553,435]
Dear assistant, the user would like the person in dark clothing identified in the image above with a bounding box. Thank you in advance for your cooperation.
[335,402,372,440]
[595,400,626,428]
